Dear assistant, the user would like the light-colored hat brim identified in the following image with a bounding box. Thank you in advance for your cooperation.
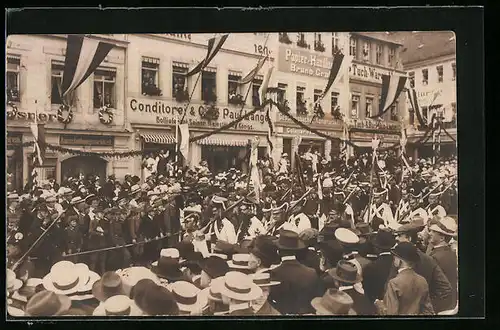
[227,261,251,269]
[42,272,86,296]
[255,280,281,287]
[177,291,209,312]
[77,271,101,293]
[92,301,143,316]
[7,306,26,317]
[311,297,356,315]
[429,224,457,237]
[8,279,23,292]
[219,283,263,302]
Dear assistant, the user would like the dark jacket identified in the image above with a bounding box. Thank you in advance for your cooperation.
[342,287,377,315]
[255,301,281,316]
[428,245,458,310]
[228,307,255,316]
[269,258,323,315]
[362,253,394,303]
[297,248,322,275]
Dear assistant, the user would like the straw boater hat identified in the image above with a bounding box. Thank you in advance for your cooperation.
[428,216,458,237]
[42,261,88,296]
[69,263,101,301]
[92,295,143,316]
[24,290,72,317]
[219,272,262,302]
[115,267,161,296]
[251,272,280,287]
[227,254,252,271]
[7,269,23,292]
[311,289,356,315]
[70,196,85,206]
[170,281,209,313]
[207,277,226,302]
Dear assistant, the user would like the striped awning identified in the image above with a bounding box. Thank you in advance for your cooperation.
[142,56,160,64]
[203,67,217,73]
[140,133,176,144]
[228,70,242,77]
[7,54,20,62]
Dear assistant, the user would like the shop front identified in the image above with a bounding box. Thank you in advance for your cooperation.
[127,97,270,175]
[7,132,24,192]
[349,128,401,157]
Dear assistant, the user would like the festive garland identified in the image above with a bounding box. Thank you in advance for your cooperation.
[57,105,73,124]
[98,104,113,125]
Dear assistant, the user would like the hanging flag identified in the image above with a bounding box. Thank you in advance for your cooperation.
[317,52,345,102]
[340,124,349,165]
[370,74,407,119]
[185,34,229,77]
[61,34,115,97]
[249,137,261,202]
[239,54,268,85]
[407,88,426,127]
[324,139,332,162]
[178,123,190,160]
[317,175,323,200]
[265,106,275,152]
[295,152,306,191]
[258,66,274,105]
[30,123,46,166]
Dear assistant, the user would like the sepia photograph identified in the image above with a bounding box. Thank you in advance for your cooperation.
[6,24,465,319]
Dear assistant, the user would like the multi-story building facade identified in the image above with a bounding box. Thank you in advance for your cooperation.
[344,32,407,155]
[6,34,131,191]
[392,31,457,159]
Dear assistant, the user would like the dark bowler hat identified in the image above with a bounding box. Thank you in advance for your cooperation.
[327,260,362,284]
[135,284,180,316]
[391,242,420,264]
[371,229,396,251]
[92,272,127,302]
[199,256,229,279]
[151,257,185,282]
[250,236,280,266]
[275,229,306,250]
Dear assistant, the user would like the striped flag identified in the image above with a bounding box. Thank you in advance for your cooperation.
[30,123,46,166]
[407,88,426,127]
[340,124,349,165]
[370,74,407,119]
[259,66,274,105]
[239,54,268,85]
[265,106,275,153]
[186,34,229,77]
[317,51,345,103]
[61,35,115,97]
[178,123,190,160]
[249,137,261,202]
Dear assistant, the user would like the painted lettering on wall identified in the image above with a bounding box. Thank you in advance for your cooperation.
[349,62,393,83]
[278,47,332,78]
[7,110,58,122]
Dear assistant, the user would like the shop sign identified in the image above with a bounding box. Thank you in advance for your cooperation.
[282,127,341,138]
[7,134,22,145]
[60,134,115,147]
[348,118,400,132]
[7,109,58,123]
[349,62,394,83]
[278,46,333,78]
[351,131,400,141]
[277,113,343,127]
[128,97,268,132]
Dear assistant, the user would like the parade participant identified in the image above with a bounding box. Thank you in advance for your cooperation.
[220,272,262,316]
[427,217,458,311]
[426,192,447,219]
[283,199,311,234]
[323,260,375,315]
[278,153,289,174]
[207,197,237,245]
[268,230,321,315]
[251,272,281,315]
[393,220,453,313]
[236,203,266,241]
[364,188,394,231]
[402,190,429,224]
[394,187,410,223]
[375,242,434,315]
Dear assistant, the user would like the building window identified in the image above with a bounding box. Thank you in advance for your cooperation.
[228,73,243,105]
[390,102,399,121]
[252,78,262,107]
[7,56,20,102]
[422,69,429,86]
[365,97,373,118]
[331,92,341,119]
[451,62,456,81]
[351,95,359,118]
[314,33,325,52]
[201,69,217,103]
[141,57,161,96]
[313,89,323,103]
[388,47,396,66]
[51,62,65,104]
[332,33,340,54]
[349,37,357,57]
[376,44,383,65]
[362,41,370,62]
[172,63,188,101]
[296,86,307,115]
[279,33,293,44]
[297,33,309,49]
[409,71,415,88]
[93,68,116,108]
[436,65,444,83]
[277,83,287,103]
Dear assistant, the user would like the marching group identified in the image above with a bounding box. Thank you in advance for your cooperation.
[6,148,458,317]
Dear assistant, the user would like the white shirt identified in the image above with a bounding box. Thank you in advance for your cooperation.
[397,267,411,274]
[281,255,296,262]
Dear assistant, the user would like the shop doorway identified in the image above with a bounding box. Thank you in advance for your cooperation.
[6,148,23,193]
[201,146,248,173]
[61,156,107,184]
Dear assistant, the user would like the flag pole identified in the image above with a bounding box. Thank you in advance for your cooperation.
[175,110,179,176]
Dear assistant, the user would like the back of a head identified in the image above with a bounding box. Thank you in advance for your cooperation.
[140,285,180,316]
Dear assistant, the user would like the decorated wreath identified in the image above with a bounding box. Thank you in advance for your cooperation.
[98,104,113,125]
[57,104,74,124]
[199,104,219,121]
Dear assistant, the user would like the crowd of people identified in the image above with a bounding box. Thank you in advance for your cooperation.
[6,145,458,317]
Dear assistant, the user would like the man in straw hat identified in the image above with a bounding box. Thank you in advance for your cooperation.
[391,219,453,313]
[251,272,281,315]
[219,271,262,316]
[311,288,356,316]
[375,242,434,315]
[268,229,322,315]
[427,216,458,311]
